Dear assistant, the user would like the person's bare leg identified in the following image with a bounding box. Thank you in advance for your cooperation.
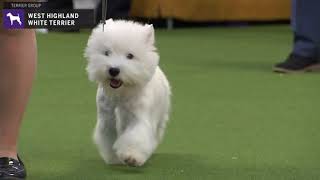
[0,29,37,159]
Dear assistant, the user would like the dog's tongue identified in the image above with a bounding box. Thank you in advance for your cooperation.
[110,79,122,89]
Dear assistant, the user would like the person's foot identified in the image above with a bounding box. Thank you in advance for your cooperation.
[273,53,320,73]
[0,156,26,180]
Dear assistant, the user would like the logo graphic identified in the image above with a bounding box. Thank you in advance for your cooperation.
[2,9,25,29]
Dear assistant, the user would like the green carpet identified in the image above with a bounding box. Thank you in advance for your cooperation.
[20,25,320,180]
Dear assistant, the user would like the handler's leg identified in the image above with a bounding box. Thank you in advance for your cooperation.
[273,0,320,73]
[292,0,320,58]
[0,29,37,159]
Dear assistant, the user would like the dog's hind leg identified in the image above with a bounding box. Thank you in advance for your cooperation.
[93,86,121,164]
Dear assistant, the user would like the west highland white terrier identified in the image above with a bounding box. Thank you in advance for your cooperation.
[84,19,171,166]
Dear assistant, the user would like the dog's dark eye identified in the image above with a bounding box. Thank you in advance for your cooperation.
[105,50,110,56]
[126,53,134,60]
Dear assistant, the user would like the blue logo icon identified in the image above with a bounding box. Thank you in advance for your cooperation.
[2,9,25,29]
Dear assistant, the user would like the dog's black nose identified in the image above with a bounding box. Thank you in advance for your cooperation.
[109,67,120,77]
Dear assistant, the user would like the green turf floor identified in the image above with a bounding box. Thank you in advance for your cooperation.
[21,25,320,179]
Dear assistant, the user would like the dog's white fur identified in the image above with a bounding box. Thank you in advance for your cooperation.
[6,13,22,25]
[84,19,171,166]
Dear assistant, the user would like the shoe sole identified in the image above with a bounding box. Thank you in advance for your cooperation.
[273,63,320,73]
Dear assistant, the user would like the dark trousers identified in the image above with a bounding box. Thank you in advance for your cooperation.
[292,0,320,59]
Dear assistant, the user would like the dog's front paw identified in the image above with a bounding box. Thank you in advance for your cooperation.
[101,154,122,165]
[116,148,147,167]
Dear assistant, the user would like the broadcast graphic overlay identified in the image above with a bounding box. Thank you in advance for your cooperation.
[2,2,95,29]
[2,9,25,29]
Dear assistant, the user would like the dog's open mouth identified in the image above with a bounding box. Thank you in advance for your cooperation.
[109,79,123,89]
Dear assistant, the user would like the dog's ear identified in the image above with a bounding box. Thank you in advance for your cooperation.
[145,24,155,45]
[98,18,113,32]
[105,18,113,24]
[104,18,113,27]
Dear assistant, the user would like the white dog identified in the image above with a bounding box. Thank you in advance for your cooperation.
[6,13,22,25]
[84,19,171,166]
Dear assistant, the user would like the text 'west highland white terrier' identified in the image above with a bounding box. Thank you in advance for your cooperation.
[85,19,171,166]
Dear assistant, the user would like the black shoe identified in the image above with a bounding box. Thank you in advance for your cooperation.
[273,53,320,73]
[0,156,26,180]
